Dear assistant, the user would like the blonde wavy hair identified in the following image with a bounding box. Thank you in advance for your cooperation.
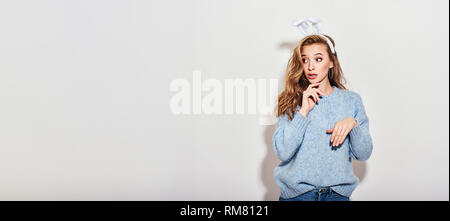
[276,34,347,120]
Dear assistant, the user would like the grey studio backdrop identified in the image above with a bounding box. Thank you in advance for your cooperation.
[0,0,448,201]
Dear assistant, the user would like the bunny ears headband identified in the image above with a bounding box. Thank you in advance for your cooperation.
[292,17,335,54]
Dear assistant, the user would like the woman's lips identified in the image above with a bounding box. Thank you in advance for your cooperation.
[307,74,317,79]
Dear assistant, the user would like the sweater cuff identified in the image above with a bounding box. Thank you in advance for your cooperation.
[349,124,363,138]
[289,112,311,133]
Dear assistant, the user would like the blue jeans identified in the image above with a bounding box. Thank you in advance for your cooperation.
[279,187,350,201]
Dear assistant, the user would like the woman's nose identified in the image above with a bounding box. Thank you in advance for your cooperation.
[308,63,315,70]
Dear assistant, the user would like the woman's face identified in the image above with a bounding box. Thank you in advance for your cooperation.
[301,43,334,83]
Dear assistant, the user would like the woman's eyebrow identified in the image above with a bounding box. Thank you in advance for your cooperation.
[301,53,323,56]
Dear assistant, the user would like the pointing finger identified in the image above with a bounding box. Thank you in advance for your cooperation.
[313,88,325,96]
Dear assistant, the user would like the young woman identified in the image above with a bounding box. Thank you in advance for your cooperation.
[273,28,373,201]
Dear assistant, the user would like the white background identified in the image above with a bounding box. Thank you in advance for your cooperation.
[0,0,448,200]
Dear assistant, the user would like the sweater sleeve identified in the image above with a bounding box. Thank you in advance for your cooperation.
[272,111,311,163]
[349,94,373,161]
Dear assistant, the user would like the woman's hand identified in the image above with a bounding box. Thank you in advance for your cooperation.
[326,117,358,147]
[298,83,325,117]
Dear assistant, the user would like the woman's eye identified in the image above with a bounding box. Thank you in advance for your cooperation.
[302,59,307,63]
[316,58,322,62]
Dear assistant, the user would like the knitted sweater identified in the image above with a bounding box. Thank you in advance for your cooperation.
[273,85,373,199]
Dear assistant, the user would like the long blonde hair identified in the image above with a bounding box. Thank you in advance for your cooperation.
[276,34,347,120]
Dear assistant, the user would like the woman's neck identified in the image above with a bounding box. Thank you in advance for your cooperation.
[317,79,334,96]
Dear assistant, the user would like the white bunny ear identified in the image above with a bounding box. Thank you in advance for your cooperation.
[292,19,310,36]
[292,17,336,54]
[306,17,321,23]
[307,17,322,34]
[292,19,305,27]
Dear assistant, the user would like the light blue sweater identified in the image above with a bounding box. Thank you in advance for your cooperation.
[273,85,373,199]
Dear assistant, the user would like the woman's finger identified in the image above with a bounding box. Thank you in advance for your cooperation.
[337,128,345,145]
[308,96,316,104]
[330,130,333,143]
[333,135,339,147]
[338,126,346,145]
[343,126,352,144]
[302,91,309,102]
[312,89,321,102]
[307,83,321,90]
[303,91,311,102]
[334,126,344,146]
[331,126,338,145]
[340,128,350,145]
[306,91,318,103]
[312,88,324,96]
[308,89,320,102]
[331,125,339,144]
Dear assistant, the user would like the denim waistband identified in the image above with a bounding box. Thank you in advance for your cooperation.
[312,186,334,194]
